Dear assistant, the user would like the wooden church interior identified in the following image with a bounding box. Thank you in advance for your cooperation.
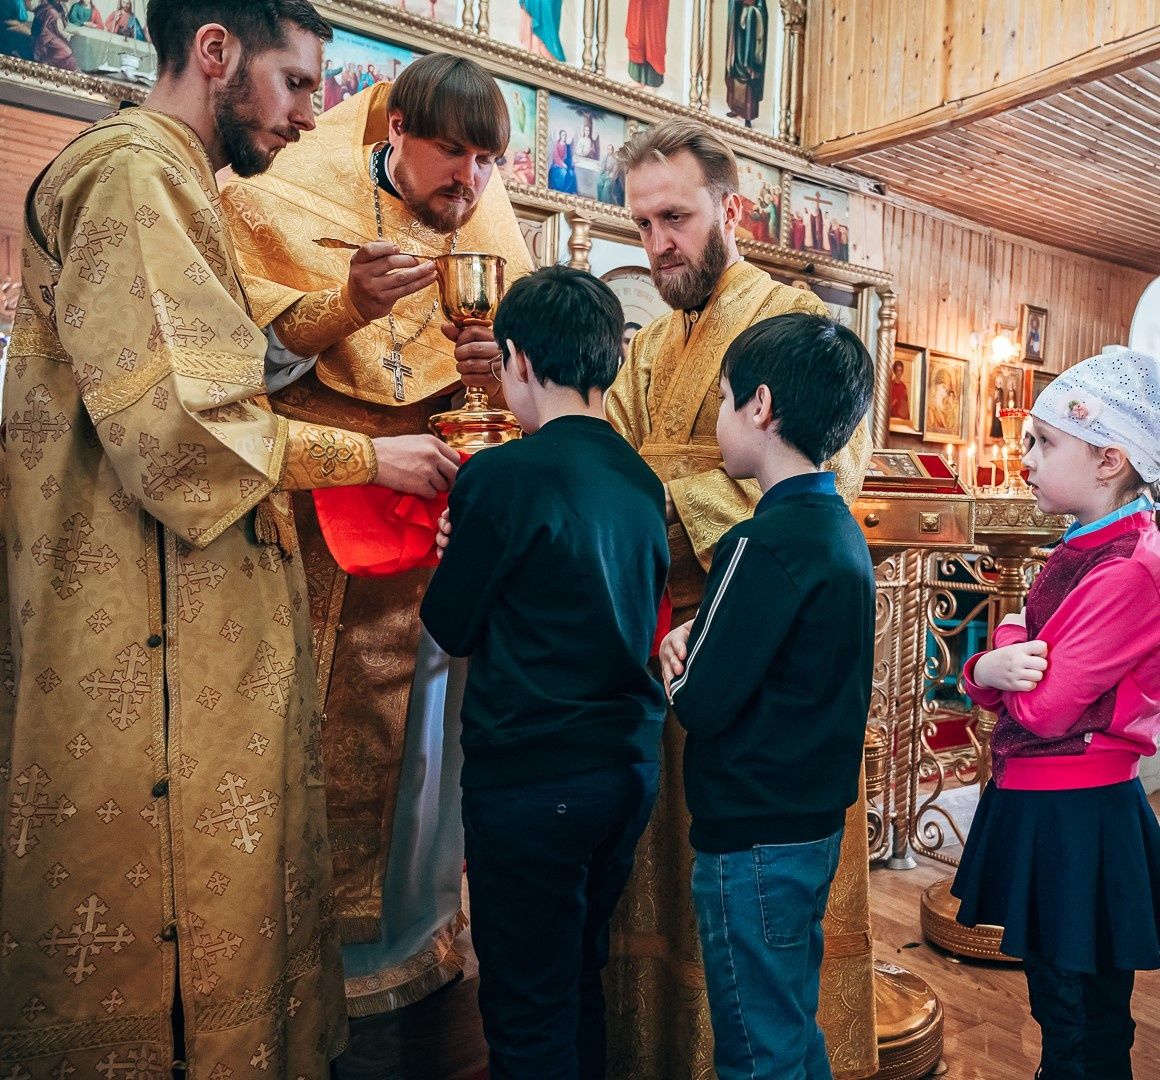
[2,2,1159,1077]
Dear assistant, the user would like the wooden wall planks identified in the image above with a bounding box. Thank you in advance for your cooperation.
[0,103,86,287]
[880,196,1152,374]
[805,0,1160,148]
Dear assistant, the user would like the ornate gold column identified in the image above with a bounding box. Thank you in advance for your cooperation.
[688,0,711,110]
[872,287,898,449]
[582,0,595,72]
[595,0,610,75]
[920,497,1068,961]
[778,0,808,143]
[566,212,592,271]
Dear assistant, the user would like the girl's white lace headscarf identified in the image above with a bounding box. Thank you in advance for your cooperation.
[1031,346,1160,483]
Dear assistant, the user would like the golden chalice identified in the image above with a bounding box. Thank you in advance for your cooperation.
[429,252,521,454]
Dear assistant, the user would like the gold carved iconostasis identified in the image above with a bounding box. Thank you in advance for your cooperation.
[0,0,900,439]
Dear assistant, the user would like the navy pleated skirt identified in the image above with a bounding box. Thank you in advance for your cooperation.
[951,778,1160,973]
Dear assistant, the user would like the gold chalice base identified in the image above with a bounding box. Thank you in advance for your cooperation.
[430,389,521,455]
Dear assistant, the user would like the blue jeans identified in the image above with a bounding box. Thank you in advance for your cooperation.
[692,828,844,1080]
[463,762,659,1080]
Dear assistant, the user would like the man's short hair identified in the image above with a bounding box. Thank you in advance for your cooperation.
[721,313,873,466]
[617,117,739,199]
[493,267,624,397]
[388,53,509,157]
[146,0,332,76]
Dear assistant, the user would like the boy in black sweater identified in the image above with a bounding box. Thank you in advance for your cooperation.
[660,313,876,1080]
[420,266,669,1080]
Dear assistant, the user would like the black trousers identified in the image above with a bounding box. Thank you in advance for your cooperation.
[462,762,659,1080]
[1024,951,1136,1078]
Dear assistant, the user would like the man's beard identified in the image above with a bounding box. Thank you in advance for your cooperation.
[651,223,729,311]
[393,154,479,234]
[215,66,298,178]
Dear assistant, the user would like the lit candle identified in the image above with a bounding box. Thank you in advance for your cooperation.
[966,444,976,488]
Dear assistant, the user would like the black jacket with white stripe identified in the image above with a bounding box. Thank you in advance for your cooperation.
[670,471,876,852]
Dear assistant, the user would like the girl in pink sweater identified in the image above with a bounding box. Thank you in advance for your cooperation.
[953,347,1160,1080]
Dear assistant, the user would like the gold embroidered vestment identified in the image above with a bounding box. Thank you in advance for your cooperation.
[220,84,533,1012]
[0,106,391,1077]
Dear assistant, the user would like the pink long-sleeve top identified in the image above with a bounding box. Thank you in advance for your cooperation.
[963,509,1160,790]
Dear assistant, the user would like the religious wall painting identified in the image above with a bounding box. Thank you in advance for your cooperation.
[924,351,970,444]
[788,181,850,262]
[517,212,562,267]
[889,343,925,437]
[1,0,156,85]
[983,362,1026,443]
[1019,302,1047,365]
[1029,368,1055,407]
[490,0,584,68]
[708,0,782,133]
[602,266,669,355]
[735,158,781,245]
[496,78,539,186]
[379,0,459,26]
[322,28,421,113]
[866,449,931,482]
[809,279,861,335]
[600,0,688,106]
[547,95,628,206]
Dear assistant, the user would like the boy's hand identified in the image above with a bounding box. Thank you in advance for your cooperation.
[998,609,1027,630]
[973,639,1048,692]
[435,507,452,560]
[659,620,695,699]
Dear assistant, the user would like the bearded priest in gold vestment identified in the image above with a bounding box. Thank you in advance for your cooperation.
[220,54,532,1017]
[604,119,879,1080]
[0,4,463,1076]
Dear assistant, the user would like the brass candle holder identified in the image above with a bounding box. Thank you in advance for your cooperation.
[997,407,1030,494]
[428,253,521,454]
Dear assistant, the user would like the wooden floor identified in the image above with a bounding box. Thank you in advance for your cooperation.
[869,787,1160,1079]
[335,791,1160,1078]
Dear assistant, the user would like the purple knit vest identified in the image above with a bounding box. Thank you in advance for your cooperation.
[988,529,1142,783]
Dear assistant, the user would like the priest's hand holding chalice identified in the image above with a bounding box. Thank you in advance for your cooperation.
[431,252,522,453]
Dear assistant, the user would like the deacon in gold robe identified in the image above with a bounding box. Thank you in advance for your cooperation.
[604,118,878,1080]
[0,4,460,1076]
[220,54,533,1019]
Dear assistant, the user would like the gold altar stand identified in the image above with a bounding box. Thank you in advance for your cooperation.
[856,456,976,1079]
[919,495,1069,962]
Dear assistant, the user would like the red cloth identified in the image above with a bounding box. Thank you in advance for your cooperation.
[312,455,470,575]
[651,591,672,659]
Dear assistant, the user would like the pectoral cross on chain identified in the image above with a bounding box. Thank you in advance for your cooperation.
[383,350,414,402]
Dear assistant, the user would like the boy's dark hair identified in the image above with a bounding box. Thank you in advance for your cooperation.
[388,53,510,157]
[721,313,873,466]
[493,267,624,396]
[147,1,333,76]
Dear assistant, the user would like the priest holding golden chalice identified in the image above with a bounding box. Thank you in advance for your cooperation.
[220,50,532,1043]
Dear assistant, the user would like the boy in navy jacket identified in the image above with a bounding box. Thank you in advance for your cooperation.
[661,313,876,1080]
